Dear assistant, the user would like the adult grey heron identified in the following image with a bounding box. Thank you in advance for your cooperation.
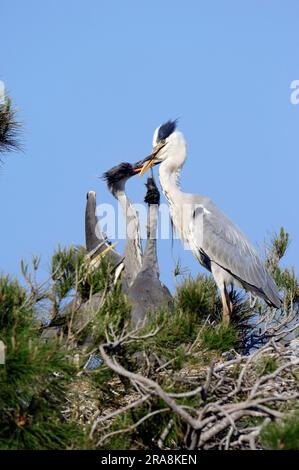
[139,120,281,323]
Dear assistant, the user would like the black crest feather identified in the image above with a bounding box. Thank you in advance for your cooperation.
[102,162,134,189]
[144,177,160,206]
[157,119,177,142]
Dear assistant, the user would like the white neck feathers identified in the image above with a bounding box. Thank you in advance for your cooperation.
[158,131,187,203]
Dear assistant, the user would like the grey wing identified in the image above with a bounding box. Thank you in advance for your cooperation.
[189,199,281,308]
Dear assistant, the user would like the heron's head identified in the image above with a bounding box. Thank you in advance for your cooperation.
[144,177,160,206]
[102,162,143,196]
[140,119,186,175]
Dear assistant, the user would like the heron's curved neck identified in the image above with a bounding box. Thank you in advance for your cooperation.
[117,191,141,238]
[117,190,132,216]
[115,189,142,286]
[141,204,159,275]
[158,142,186,206]
[159,165,183,202]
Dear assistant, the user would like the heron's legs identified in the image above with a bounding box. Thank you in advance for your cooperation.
[211,264,233,324]
[220,283,233,325]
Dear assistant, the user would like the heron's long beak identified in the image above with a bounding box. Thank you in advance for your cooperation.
[139,142,166,176]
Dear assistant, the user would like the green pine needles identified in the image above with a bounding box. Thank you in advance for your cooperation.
[0,95,21,156]
[0,274,86,449]
[0,226,298,450]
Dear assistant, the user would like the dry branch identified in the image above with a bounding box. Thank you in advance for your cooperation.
[90,326,299,449]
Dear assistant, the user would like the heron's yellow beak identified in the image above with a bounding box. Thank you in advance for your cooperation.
[88,242,118,270]
[139,142,166,176]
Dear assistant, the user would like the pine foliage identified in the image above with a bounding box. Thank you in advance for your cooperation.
[0,227,298,449]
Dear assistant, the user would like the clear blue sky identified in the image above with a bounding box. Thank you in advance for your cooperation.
[1,0,298,291]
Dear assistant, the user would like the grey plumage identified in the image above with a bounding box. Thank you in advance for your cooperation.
[103,162,143,290]
[53,192,123,346]
[85,191,123,267]
[189,197,281,308]
[140,121,281,322]
[103,163,172,326]
[85,191,99,252]
[128,175,172,327]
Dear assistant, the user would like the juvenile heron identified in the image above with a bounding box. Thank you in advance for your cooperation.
[51,193,123,338]
[103,162,143,289]
[127,175,172,326]
[139,120,281,323]
[85,191,123,267]
[103,163,172,325]
[85,191,101,252]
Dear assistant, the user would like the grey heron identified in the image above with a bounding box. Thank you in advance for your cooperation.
[127,175,172,326]
[49,192,123,339]
[103,162,143,290]
[103,163,172,325]
[85,191,123,268]
[85,191,101,252]
[139,120,281,323]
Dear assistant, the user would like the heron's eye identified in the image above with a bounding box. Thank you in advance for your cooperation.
[160,139,166,145]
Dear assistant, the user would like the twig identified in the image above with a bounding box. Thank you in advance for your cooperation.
[96,408,170,447]
[157,419,174,449]
[90,394,150,439]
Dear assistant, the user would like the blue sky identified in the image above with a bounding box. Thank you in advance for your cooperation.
[1,0,298,292]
